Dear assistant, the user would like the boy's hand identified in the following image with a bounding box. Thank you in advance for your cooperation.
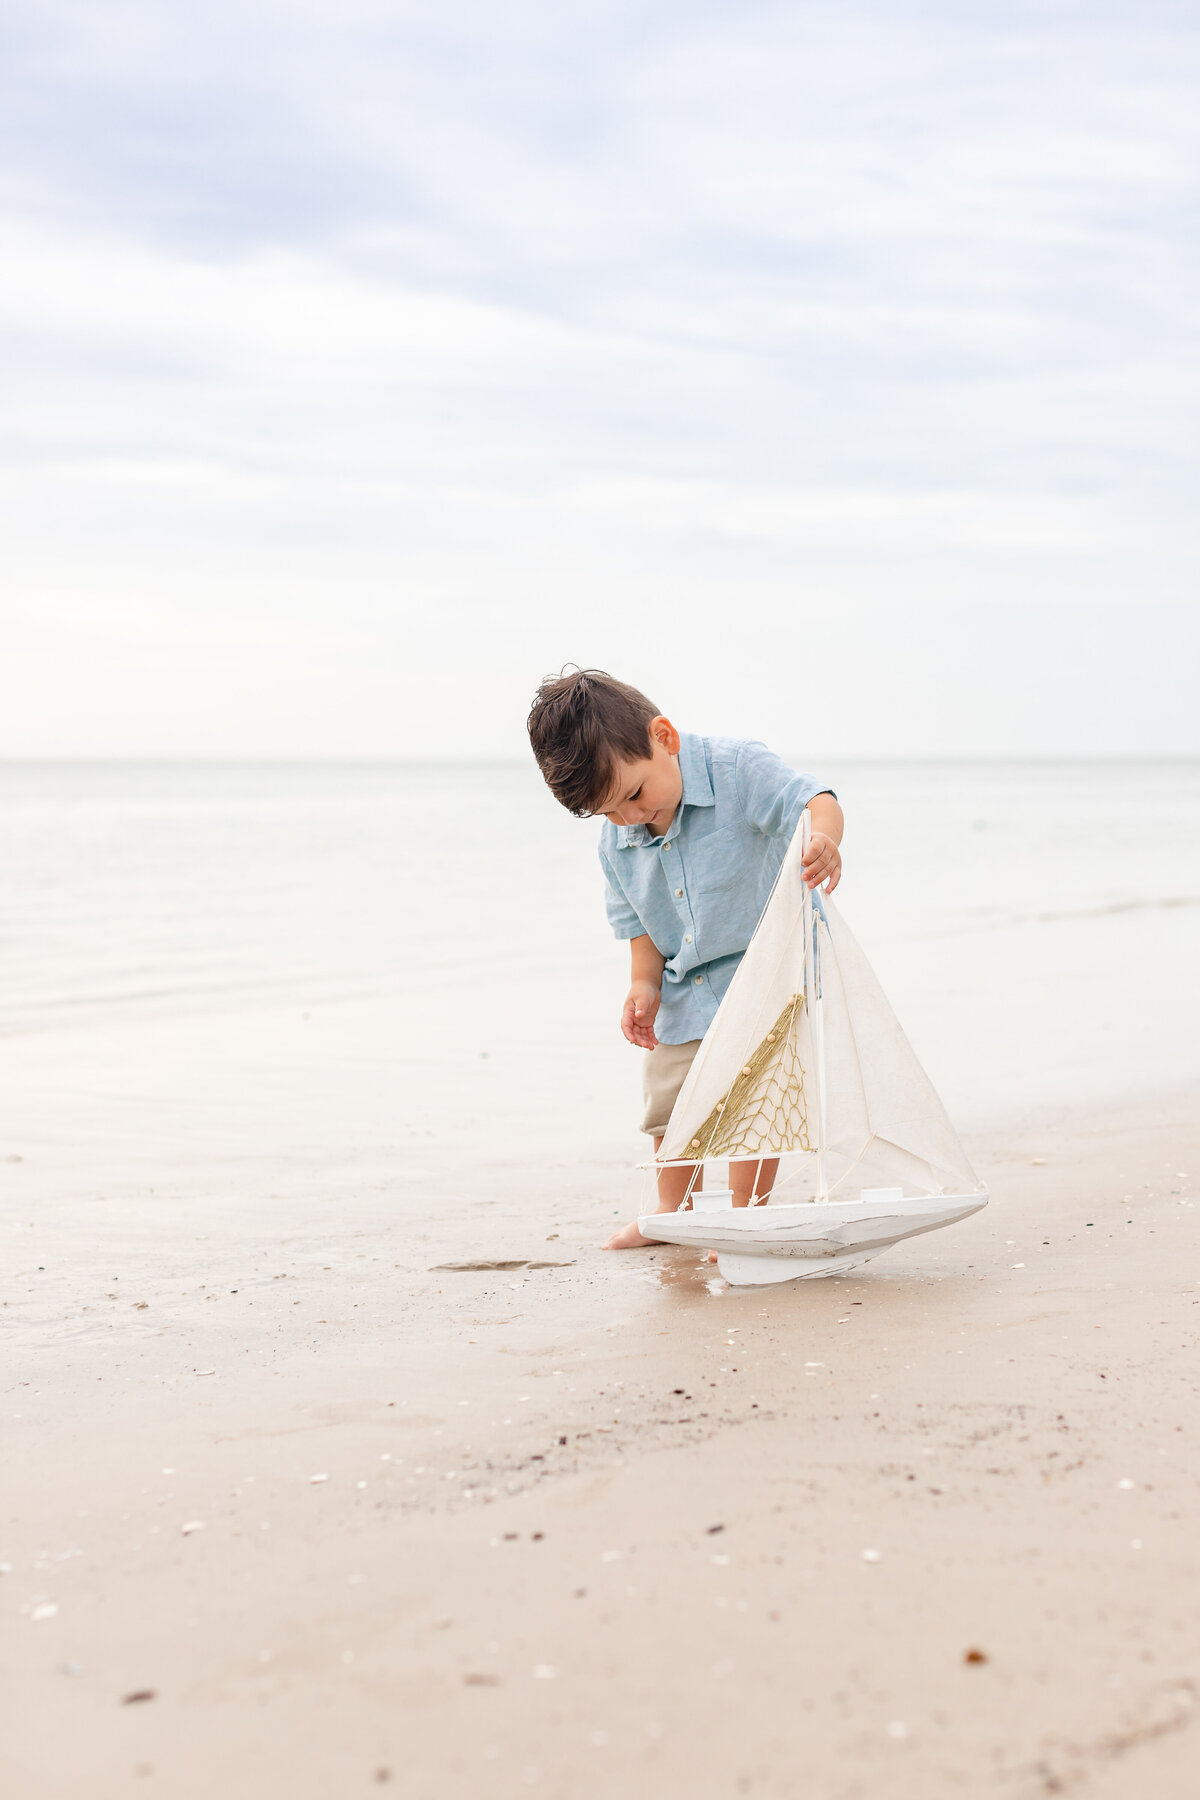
[802,831,842,894]
[621,981,661,1049]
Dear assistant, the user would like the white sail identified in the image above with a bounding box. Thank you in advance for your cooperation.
[657,823,981,1202]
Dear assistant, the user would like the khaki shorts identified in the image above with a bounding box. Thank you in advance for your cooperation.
[640,1039,702,1137]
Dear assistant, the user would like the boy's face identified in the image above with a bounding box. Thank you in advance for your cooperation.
[596,717,683,835]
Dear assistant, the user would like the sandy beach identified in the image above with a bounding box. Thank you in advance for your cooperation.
[3,1088,1198,1799]
[3,760,1198,1798]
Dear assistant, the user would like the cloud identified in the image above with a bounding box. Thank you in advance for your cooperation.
[0,0,1196,754]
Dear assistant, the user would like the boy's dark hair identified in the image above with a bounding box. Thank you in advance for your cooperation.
[527,669,660,816]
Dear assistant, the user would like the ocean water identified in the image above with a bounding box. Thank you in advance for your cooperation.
[1,758,1197,1200]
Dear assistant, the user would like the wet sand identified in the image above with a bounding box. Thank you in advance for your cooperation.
[4,1088,1198,1799]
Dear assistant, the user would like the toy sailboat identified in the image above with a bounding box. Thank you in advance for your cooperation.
[638,816,987,1284]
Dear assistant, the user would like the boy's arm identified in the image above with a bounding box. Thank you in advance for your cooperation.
[804,791,844,894]
[735,742,845,894]
[622,935,665,1049]
[598,844,663,1046]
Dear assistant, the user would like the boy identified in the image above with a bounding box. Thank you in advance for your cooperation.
[527,669,844,1249]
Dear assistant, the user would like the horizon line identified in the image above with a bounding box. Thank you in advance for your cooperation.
[1,752,1197,769]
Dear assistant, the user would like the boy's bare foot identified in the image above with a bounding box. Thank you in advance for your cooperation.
[604,1218,656,1250]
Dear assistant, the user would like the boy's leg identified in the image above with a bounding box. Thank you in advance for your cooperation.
[652,1138,704,1211]
[729,1158,779,1207]
[606,1040,704,1250]
[604,1138,701,1250]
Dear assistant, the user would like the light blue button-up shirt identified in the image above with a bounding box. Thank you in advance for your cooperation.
[598,733,831,1045]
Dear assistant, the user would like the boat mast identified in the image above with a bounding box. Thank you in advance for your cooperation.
[802,812,828,1202]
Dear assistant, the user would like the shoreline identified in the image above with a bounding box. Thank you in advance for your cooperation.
[3,1086,1198,1797]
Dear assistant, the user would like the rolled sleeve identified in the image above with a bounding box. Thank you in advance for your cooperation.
[599,846,644,940]
[734,740,833,841]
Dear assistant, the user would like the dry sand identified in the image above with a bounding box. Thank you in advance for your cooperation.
[3,1087,1199,1799]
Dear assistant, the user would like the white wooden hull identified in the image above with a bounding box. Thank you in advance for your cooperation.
[638,1192,988,1285]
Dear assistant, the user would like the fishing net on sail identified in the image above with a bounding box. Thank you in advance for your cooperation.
[657,825,981,1203]
[676,993,814,1161]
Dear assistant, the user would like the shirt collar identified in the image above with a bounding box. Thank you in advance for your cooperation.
[615,732,713,847]
[676,731,715,811]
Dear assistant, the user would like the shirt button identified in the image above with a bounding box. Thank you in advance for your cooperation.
[694,974,704,984]
[685,934,692,943]
[674,888,683,898]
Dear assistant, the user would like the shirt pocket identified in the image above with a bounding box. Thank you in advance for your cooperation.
[692,823,754,893]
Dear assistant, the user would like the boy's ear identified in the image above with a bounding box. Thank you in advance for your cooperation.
[649,716,681,756]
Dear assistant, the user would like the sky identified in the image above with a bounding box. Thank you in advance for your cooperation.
[2,0,1198,758]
